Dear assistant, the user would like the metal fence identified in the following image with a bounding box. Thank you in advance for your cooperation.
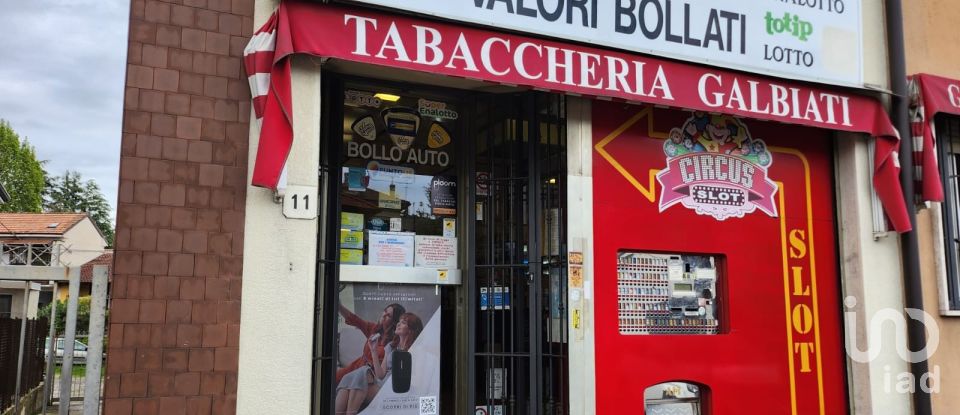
[50,334,95,402]
[52,371,88,402]
[0,317,49,411]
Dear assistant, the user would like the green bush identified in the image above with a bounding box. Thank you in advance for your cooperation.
[38,297,91,335]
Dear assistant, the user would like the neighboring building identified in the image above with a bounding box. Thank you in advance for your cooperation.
[73,251,114,300]
[0,212,108,268]
[0,213,109,319]
[40,250,116,302]
[106,1,934,415]
[904,3,960,414]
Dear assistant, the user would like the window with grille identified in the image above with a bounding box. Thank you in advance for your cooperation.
[0,243,54,266]
[935,115,960,311]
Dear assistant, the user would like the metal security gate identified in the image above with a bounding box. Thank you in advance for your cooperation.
[469,93,568,415]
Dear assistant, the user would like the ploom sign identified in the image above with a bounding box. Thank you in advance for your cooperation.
[338,0,864,87]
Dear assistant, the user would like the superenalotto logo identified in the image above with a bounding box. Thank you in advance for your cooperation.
[657,113,779,220]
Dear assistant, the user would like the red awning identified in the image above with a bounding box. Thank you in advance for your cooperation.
[244,0,911,232]
[908,73,957,202]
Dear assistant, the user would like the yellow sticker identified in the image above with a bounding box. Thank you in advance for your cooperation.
[427,123,452,149]
[437,269,449,282]
[340,249,363,265]
[572,309,581,329]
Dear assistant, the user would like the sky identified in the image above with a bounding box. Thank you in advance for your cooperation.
[0,0,130,218]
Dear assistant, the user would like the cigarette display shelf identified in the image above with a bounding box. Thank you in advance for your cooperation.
[617,251,720,336]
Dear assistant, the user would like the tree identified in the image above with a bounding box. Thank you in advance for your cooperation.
[45,170,115,246]
[38,297,92,335]
[0,120,47,212]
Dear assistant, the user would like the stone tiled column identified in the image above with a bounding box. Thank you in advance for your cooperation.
[105,1,254,414]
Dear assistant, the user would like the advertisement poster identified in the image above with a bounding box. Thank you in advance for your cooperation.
[429,176,457,216]
[337,283,441,415]
[368,231,415,267]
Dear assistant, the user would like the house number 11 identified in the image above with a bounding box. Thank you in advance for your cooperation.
[282,185,318,219]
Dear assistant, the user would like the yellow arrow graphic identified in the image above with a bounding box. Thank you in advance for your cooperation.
[593,107,669,203]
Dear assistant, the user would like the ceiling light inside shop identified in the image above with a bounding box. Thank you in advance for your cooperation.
[375,93,401,102]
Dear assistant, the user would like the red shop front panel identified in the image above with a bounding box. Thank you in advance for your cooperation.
[591,101,847,415]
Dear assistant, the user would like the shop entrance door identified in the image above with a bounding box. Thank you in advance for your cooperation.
[469,93,568,415]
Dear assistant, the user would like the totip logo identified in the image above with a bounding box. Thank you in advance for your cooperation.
[765,12,813,41]
[657,113,778,220]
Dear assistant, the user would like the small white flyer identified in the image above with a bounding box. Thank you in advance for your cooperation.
[390,217,402,231]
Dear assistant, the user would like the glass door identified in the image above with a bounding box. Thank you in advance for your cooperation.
[315,79,464,415]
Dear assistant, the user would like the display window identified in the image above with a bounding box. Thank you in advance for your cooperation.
[338,85,460,277]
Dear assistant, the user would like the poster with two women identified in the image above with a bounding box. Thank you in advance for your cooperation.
[336,283,441,415]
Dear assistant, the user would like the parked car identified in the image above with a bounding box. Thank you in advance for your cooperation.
[44,337,89,364]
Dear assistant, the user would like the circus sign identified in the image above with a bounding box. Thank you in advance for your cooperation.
[657,113,778,220]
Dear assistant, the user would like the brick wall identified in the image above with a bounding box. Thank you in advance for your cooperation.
[105,0,254,414]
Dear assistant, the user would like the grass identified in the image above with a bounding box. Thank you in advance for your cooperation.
[52,364,103,378]
[53,365,86,378]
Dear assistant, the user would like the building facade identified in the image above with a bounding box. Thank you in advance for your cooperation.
[105,1,935,414]
[903,2,960,414]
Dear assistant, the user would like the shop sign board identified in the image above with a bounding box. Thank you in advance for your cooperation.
[245,1,911,231]
[338,0,863,87]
